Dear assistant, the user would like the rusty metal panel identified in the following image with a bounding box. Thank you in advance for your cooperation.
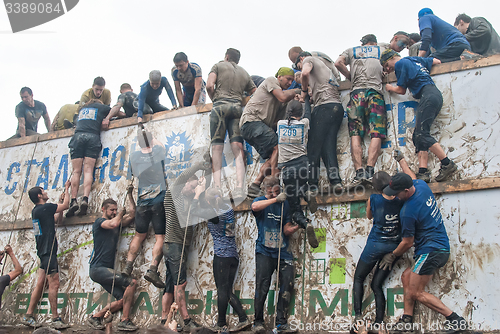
[0,64,499,330]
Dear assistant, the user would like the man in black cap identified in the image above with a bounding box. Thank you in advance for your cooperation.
[380,49,457,182]
[380,153,466,332]
[335,34,387,186]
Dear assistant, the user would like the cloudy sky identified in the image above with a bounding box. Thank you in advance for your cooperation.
[0,0,498,141]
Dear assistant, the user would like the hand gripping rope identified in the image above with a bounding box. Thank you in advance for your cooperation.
[272,173,285,333]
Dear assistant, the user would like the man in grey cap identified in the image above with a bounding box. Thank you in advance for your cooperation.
[335,34,387,186]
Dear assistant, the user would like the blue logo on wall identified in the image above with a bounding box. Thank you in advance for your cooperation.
[164,131,194,178]
[4,0,79,33]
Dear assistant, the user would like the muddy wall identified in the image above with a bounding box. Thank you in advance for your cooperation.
[0,63,499,330]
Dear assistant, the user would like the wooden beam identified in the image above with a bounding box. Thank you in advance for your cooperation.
[2,177,499,231]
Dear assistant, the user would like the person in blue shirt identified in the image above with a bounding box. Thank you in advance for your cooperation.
[417,8,471,63]
[381,49,457,183]
[353,171,403,330]
[380,154,466,332]
[137,70,177,123]
[251,175,298,333]
[171,52,206,108]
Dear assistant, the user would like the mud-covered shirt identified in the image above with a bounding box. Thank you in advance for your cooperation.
[340,44,386,93]
[252,196,292,260]
[367,194,404,243]
[75,103,111,136]
[90,217,120,269]
[15,100,47,133]
[209,61,255,103]
[117,91,139,117]
[395,57,435,99]
[172,62,206,96]
[277,118,309,164]
[32,203,58,257]
[130,145,167,206]
[400,180,450,256]
[239,77,285,128]
[302,56,341,106]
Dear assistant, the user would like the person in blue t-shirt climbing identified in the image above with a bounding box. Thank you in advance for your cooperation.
[137,70,177,123]
[251,175,299,333]
[353,171,403,330]
[380,152,466,332]
[381,49,457,183]
[417,8,470,63]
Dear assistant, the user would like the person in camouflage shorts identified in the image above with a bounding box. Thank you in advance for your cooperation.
[335,34,388,186]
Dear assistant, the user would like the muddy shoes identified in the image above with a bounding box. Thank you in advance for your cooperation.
[144,269,166,289]
[247,183,262,198]
[49,317,71,329]
[77,196,89,216]
[66,199,79,218]
[230,319,252,332]
[436,161,457,182]
[87,316,105,330]
[21,314,39,328]
[415,171,431,183]
[117,318,138,331]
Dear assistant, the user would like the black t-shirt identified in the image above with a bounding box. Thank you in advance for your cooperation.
[15,100,47,132]
[32,203,58,257]
[117,91,138,117]
[89,217,119,269]
[0,275,10,308]
[75,103,111,136]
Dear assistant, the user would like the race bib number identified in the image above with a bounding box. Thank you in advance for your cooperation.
[278,124,305,144]
[33,219,42,236]
[78,107,98,121]
[265,230,281,248]
[352,46,381,60]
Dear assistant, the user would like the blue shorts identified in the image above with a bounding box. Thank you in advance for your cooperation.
[359,239,399,265]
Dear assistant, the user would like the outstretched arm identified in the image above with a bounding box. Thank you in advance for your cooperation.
[206,72,217,101]
[4,245,23,281]
[121,184,136,227]
[334,55,351,81]
[394,150,416,180]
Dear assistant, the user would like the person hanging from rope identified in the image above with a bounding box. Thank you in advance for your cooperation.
[87,188,138,331]
[352,171,403,333]
[277,100,319,249]
[21,180,71,329]
[161,155,212,330]
[251,175,299,333]
[122,129,167,289]
[189,184,251,333]
[0,245,23,308]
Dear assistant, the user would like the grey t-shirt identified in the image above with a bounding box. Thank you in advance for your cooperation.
[277,118,309,164]
[210,61,256,103]
[303,56,341,106]
[311,51,342,82]
[15,100,47,133]
[239,77,285,128]
[340,44,387,93]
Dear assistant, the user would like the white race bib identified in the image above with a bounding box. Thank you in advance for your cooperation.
[78,107,98,121]
[352,46,381,60]
[264,229,281,248]
[278,123,305,145]
[33,219,42,236]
